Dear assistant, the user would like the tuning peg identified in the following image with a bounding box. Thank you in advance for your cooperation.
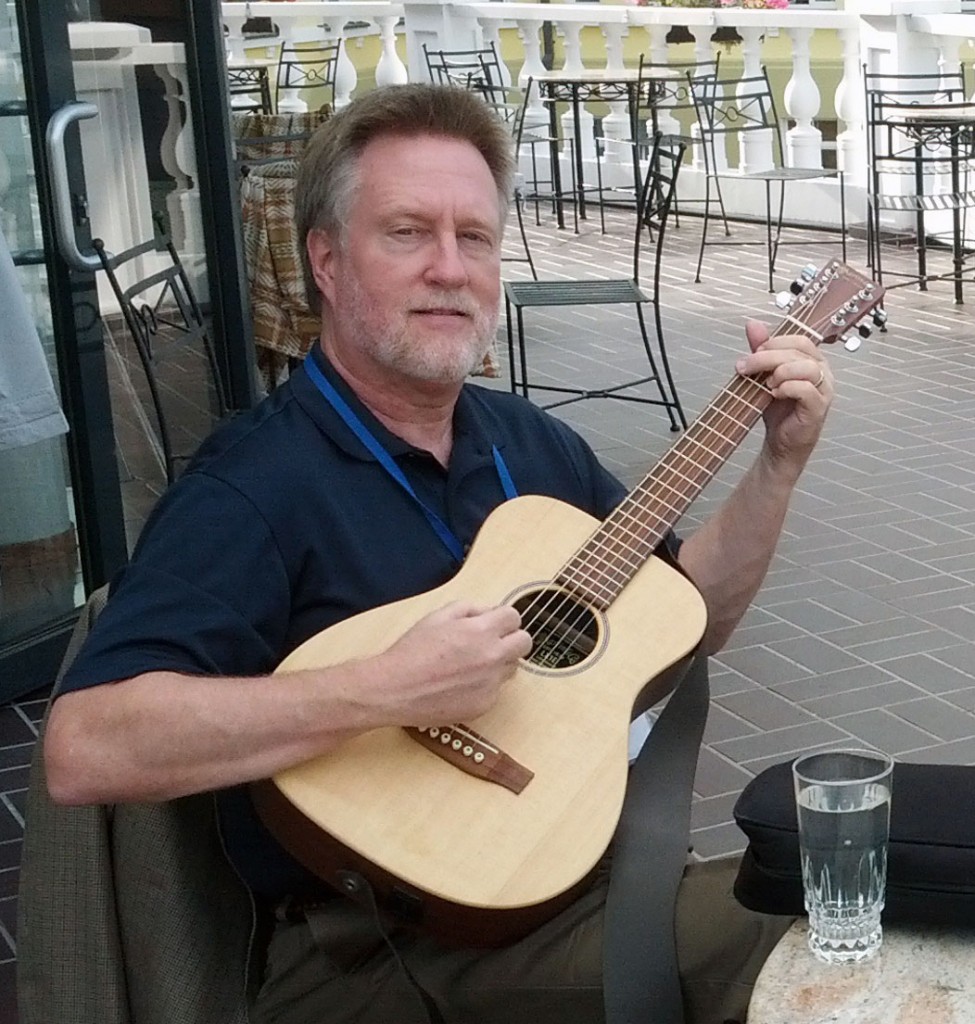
[872,309,888,327]
[843,334,863,353]
[858,323,872,339]
[774,291,794,309]
[799,263,818,281]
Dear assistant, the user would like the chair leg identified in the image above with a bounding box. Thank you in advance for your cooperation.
[839,171,847,264]
[714,175,731,237]
[514,192,538,280]
[636,302,684,432]
[505,296,519,393]
[695,175,713,284]
[516,307,531,399]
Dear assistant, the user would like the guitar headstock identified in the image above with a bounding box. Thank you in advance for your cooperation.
[773,260,887,351]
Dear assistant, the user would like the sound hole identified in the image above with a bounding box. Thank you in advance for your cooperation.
[512,588,600,670]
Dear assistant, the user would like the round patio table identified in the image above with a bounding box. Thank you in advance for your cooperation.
[747,918,975,1023]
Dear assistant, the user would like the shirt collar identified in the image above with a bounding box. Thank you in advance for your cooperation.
[293,347,502,464]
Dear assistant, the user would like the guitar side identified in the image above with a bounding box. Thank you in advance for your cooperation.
[256,494,707,939]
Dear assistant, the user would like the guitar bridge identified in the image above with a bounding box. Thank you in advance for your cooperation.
[406,723,534,795]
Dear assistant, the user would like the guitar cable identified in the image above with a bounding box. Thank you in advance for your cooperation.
[339,870,448,1024]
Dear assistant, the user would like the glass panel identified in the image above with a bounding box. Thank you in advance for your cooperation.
[0,2,83,648]
[67,5,225,543]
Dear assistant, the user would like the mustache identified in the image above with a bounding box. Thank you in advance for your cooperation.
[410,292,481,318]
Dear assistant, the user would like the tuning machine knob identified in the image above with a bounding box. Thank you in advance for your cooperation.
[842,334,863,353]
[872,308,888,328]
[774,290,794,309]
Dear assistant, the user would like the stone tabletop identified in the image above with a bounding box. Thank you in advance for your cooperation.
[747,919,975,1024]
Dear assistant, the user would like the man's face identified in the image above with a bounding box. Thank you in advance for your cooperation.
[310,132,503,386]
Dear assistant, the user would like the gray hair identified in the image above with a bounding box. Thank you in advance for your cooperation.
[294,83,515,315]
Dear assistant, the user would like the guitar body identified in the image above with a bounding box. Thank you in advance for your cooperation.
[253,494,708,945]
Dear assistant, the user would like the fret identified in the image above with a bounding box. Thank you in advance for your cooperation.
[553,260,883,606]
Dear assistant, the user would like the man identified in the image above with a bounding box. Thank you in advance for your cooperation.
[45,84,833,1023]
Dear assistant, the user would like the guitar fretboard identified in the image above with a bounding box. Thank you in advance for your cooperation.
[550,260,879,609]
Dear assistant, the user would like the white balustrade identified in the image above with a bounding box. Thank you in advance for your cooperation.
[221,1,407,109]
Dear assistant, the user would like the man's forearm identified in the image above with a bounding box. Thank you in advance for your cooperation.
[677,447,803,654]
[43,663,384,806]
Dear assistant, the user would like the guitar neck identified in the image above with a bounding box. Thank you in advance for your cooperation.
[552,259,885,609]
[555,371,774,608]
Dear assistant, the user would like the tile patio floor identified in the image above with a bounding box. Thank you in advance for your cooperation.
[2,203,974,1021]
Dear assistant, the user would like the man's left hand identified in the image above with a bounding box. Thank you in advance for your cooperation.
[735,318,833,478]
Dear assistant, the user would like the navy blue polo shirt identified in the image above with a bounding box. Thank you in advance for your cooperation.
[59,348,675,899]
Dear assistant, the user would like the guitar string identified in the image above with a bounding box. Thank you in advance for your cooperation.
[520,382,777,665]
[554,284,839,616]
[518,279,843,668]
[515,271,851,661]
[532,379,781,665]
[559,275,844,601]
[520,328,824,668]
[537,275,851,663]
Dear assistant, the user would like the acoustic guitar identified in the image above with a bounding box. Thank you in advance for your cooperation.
[252,259,885,946]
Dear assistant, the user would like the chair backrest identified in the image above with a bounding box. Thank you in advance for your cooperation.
[93,216,230,484]
[689,68,785,174]
[275,41,339,111]
[227,64,274,114]
[633,133,686,286]
[863,68,967,106]
[862,69,973,185]
[634,52,720,143]
[423,42,506,99]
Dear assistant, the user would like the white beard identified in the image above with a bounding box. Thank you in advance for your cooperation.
[335,269,498,385]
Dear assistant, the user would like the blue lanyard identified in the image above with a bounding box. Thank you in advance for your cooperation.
[304,355,517,563]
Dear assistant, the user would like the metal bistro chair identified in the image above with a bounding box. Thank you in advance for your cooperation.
[863,69,975,304]
[690,68,847,292]
[275,41,339,113]
[631,54,723,231]
[93,216,230,485]
[504,133,688,432]
[227,63,274,114]
[423,41,506,95]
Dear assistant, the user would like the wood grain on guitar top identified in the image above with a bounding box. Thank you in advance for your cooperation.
[267,494,707,913]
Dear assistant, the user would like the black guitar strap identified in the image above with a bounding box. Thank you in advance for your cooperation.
[602,647,710,1024]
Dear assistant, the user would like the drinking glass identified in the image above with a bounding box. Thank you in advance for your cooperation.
[792,748,894,964]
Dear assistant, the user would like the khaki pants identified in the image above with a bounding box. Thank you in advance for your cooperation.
[252,855,792,1024]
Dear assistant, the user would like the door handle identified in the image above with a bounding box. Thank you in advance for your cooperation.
[45,101,108,273]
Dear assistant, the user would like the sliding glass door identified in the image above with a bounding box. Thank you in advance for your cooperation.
[1,0,254,699]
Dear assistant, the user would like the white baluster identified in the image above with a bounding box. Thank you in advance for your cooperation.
[834,24,866,185]
[558,21,595,164]
[156,60,205,279]
[560,20,584,74]
[479,19,510,86]
[735,25,773,174]
[332,32,357,108]
[783,26,823,169]
[516,18,547,132]
[375,15,409,86]
[645,25,678,146]
[690,26,727,175]
[275,19,307,113]
[601,22,630,171]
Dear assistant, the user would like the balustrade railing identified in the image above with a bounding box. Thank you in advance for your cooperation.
[105,0,971,274]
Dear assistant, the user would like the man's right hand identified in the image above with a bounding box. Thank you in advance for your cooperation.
[374,602,533,726]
